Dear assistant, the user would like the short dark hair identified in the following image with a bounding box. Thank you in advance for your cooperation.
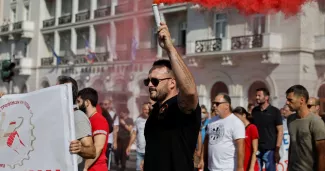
[218,93,231,105]
[119,108,130,115]
[232,106,249,116]
[286,85,309,102]
[256,87,270,96]
[57,75,78,104]
[150,59,174,76]
[77,88,98,107]
[201,105,207,111]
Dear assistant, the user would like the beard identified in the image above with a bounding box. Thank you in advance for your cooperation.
[79,102,87,114]
[149,87,168,102]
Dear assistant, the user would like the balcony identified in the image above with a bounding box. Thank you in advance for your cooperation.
[95,7,111,18]
[43,18,55,28]
[195,38,222,53]
[0,24,10,33]
[231,35,263,50]
[13,21,22,30]
[115,2,134,15]
[11,21,35,38]
[59,15,72,25]
[76,11,90,22]
[41,57,54,66]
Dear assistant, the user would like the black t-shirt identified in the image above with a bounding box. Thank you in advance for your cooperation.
[252,105,282,151]
[144,96,201,171]
[117,117,134,139]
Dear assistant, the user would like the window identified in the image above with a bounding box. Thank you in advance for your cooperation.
[96,25,109,48]
[77,29,89,50]
[61,0,72,15]
[59,31,71,51]
[11,8,17,22]
[215,13,227,38]
[78,0,90,11]
[252,15,265,34]
[25,5,30,20]
[97,0,111,8]
[179,22,186,47]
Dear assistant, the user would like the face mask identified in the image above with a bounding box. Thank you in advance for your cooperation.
[201,113,207,119]
[79,102,87,114]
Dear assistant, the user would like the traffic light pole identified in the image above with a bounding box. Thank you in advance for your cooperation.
[9,42,15,94]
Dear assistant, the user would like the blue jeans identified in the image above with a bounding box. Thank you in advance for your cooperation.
[257,150,276,171]
[136,152,145,171]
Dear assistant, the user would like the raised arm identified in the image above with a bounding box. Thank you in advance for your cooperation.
[157,23,198,114]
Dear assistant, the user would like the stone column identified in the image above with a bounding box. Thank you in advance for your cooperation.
[90,0,97,19]
[89,25,96,52]
[70,28,77,54]
[54,31,60,65]
[72,0,79,23]
[55,0,62,25]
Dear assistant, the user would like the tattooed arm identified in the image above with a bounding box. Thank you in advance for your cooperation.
[158,22,198,114]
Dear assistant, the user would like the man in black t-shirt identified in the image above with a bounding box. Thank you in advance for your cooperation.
[252,88,283,171]
[143,22,201,171]
[116,108,133,171]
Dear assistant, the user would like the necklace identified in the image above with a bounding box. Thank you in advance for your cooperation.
[89,111,97,118]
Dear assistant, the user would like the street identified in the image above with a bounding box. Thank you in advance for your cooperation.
[109,151,137,171]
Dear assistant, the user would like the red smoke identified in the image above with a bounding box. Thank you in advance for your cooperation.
[154,0,313,16]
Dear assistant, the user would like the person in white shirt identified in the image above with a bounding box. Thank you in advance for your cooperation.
[126,103,150,171]
[102,99,119,168]
[199,93,245,171]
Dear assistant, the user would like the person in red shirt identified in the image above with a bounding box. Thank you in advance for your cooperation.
[233,106,259,171]
[77,88,109,171]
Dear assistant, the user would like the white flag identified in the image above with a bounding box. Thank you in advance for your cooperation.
[0,84,77,171]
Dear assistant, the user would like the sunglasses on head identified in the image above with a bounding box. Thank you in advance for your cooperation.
[143,77,172,86]
[212,101,228,106]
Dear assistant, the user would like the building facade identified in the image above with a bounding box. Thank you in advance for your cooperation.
[0,0,325,118]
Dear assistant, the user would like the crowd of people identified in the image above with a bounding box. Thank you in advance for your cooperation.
[1,22,325,171]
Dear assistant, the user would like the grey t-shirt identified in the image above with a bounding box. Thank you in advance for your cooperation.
[74,110,92,170]
[287,113,325,171]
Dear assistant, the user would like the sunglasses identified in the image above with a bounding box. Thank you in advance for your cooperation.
[307,104,315,109]
[212,101,228,106]
[144,77,172,87]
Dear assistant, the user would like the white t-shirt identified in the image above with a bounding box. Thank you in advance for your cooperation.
[133,116,147,153]
[108,110,119,144]
[206,114,245,171]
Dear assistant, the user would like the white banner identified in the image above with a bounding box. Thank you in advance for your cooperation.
[0,85,77,171]
[276,119,289,171]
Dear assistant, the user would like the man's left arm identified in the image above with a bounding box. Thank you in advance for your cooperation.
[233,121,245,171]
[158,23,198,114]
[235,138,245,171]
[84,134,107,170]
[311,118,325,171]
[316,140,325,171]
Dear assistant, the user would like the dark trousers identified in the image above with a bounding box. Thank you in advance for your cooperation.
[106,143,112,167]
[116,138,130,171]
